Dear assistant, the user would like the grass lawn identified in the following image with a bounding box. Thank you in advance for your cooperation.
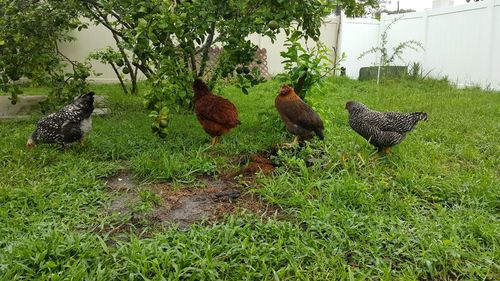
[0,77,498,280]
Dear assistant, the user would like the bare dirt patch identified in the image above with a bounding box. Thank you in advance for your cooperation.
[104,152,281,232]
[106,170,136,191]
[148,178,242,229]
[151,176,281,229]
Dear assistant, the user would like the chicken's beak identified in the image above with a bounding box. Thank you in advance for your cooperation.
[26,138,35,149]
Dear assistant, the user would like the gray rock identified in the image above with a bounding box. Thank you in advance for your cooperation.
[0,95,109,120]
[0,95,46,117]
[93,108,111,115]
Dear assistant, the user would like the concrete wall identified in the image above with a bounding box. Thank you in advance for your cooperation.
[252,18,340,75]
[59,22,120,83]
[59,18,339,81]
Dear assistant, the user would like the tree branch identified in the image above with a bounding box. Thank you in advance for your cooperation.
[197,21,216,77]
[54,40,78,76]
[83,3,124,39]
[131,65,138,95]
[110,62,129,95]
[190,51,197,76]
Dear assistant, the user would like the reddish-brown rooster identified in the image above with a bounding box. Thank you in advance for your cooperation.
[192,79,240,145]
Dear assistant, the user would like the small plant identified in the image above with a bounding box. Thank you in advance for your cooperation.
[273,142,329,174]
[144,67,192,138]
[139,190,161,206]
[149,106,170,139]
[408,62,432,80]
[130,190,162,214]
[278,29,340,100]
[358,16,424,83]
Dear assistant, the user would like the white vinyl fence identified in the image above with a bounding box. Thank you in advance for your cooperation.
[60,0,500,90]
[336,17,380,79]
[339,0,500,90]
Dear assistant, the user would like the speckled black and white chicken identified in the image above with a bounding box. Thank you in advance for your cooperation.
[27,92,95,149]
[345,101,427,153]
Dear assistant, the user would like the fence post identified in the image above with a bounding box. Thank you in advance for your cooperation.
[376,13,387,85]
[421,9,430,71]
[333,15,343,76]
[485,0,495,86]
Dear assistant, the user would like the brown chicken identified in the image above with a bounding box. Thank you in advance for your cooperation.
[192,79,240,145]
[275,85,324,145]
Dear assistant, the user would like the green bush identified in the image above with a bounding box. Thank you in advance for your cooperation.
[81,0,378,136]
[0,0,91,110]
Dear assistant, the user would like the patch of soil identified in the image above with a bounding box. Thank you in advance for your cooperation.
[108,192,138,215]
[104,165,281,233]
[106,170,136,191]
[150,176,281,229]
[150,181,239,229]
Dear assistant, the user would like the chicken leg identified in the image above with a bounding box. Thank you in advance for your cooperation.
[282,136,299,148]
[211,136,219,146]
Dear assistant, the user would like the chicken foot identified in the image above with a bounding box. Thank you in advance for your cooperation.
[281,136,299,148]
[211,136,219,146]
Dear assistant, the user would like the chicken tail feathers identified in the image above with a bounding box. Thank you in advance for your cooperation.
[74,92,95,118]
[413,112,428,121]
[75,91,94,101]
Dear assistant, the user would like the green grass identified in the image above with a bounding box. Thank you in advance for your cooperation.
[1,77,499,280]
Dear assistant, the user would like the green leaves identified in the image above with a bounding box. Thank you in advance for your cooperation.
[0,0,88,108]
[149,106,170,138]
[81,0,351,138]
[278,28,335,100]
[1,0,378,136]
